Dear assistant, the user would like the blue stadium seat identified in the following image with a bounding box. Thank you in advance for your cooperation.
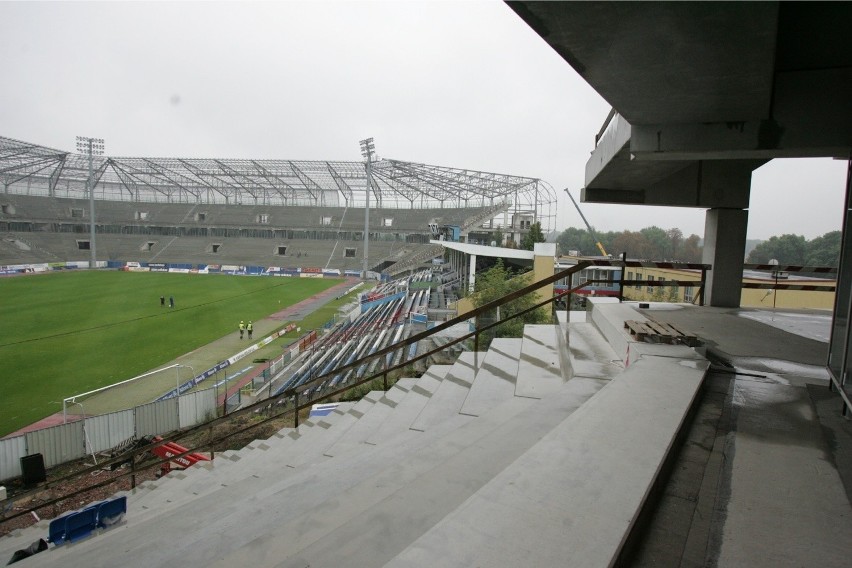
[96,496,127,528]
[47,515,68,546]
[64,505,98,543]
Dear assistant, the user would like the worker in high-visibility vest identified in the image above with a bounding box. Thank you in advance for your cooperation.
[247,321,253,340]
[239,320,245,339]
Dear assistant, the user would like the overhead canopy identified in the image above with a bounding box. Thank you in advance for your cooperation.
[508,1,852,207]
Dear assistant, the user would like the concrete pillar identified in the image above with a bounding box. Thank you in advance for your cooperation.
[468,254,477,293]
[702,208,748,307]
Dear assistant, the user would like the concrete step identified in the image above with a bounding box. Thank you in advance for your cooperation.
[386,352,709,567]
[565,321,624,380]
[125,402,356,517]
[282,393,383,467]
[39,371,595,568]
[322,378,417,458]
[124,364,449,519]
[409,351,483,432]
[30,375,482,567]
[515,324,564,399]
[459,338,522,417]
[208,376,610,567]
[363,364,454,446]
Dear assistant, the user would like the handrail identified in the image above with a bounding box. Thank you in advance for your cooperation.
[0,260,591,526]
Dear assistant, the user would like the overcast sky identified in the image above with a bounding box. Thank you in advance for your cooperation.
[1,1,846,241]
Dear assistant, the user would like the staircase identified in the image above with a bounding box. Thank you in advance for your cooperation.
[0,299,709,567]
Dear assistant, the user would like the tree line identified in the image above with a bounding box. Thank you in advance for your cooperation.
[556,226,702,263]
[555,227,841,267]
[745,231,840,267]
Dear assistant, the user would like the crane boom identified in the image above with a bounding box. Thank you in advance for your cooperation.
[565,188,608,257]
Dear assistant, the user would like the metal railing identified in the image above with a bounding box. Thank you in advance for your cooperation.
[569,255,712,306]
[0,261,592,526]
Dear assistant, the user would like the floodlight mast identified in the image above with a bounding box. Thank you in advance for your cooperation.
[359,137,376,280]
[76,136,105,269]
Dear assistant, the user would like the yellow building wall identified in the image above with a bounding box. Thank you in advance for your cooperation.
[740,281,835,310]
[621,266,834,309]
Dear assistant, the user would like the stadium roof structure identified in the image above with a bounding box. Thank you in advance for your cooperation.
[0,135,557,231]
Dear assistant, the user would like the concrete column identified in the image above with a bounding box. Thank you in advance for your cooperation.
[468,254,477,293]
[702,208,748,307]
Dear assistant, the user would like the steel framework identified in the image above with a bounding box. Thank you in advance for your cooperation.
[0,136,557,232]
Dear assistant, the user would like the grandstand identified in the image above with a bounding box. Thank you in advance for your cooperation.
[0,136,557,273]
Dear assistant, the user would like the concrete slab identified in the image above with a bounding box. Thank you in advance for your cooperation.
[515,324,564,399]
[388,355,708,568]
[565,321,623,380]
[125,402,354,512]
[322,378,416,458]
[588,298,644,359]
[364,365,454,446]
[204,378,607,568]
[459,338,521,417]
[128,403,355,515]
[409,352,481,432]
[712,376,852,567]
[636,304,829,366]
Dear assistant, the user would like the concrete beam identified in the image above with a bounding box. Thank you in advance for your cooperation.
[629,67,852,160]
[585,113,631,187]
[583,159,761,209]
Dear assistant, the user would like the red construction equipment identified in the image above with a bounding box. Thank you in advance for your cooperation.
[149,436,210,476]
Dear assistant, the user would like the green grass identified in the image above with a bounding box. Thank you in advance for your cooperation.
[0,271,343,436]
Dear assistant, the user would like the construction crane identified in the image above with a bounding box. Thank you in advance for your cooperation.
[565,188,609,257]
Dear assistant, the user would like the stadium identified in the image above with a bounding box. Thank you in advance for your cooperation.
[0,134,557,276]
[2,2,852,566]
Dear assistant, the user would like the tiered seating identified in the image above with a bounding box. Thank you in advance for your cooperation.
[0,300,709,567]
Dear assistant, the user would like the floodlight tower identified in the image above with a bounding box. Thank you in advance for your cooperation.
[360,137,376,280]
[76,136,104,269]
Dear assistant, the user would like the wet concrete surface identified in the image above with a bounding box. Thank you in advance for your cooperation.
[626,304,852,567]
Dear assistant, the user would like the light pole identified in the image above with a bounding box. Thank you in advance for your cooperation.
[76,136,104,269]
[769,258,780,315]
[359,137,375,280]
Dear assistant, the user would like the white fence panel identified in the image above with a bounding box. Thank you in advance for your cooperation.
[0,436,27,481]
[179,388,217,429]
[136,398,179,436]
[24,421,85,468]
[84,410,135,454]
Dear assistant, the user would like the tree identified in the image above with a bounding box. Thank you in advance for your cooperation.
[806,231,841,267]
[682,234,702,263]
[493,227,504,248]
[747,234,807,265]
[667,228,684,259]
[557,227,597,255]
[521,221,546,251]
[640,226,671,259]
[470,259,550,348]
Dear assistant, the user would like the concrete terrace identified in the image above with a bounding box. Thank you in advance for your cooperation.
[2,298,850,567]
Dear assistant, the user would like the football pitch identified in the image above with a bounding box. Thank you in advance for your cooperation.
[0,271,343,437]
